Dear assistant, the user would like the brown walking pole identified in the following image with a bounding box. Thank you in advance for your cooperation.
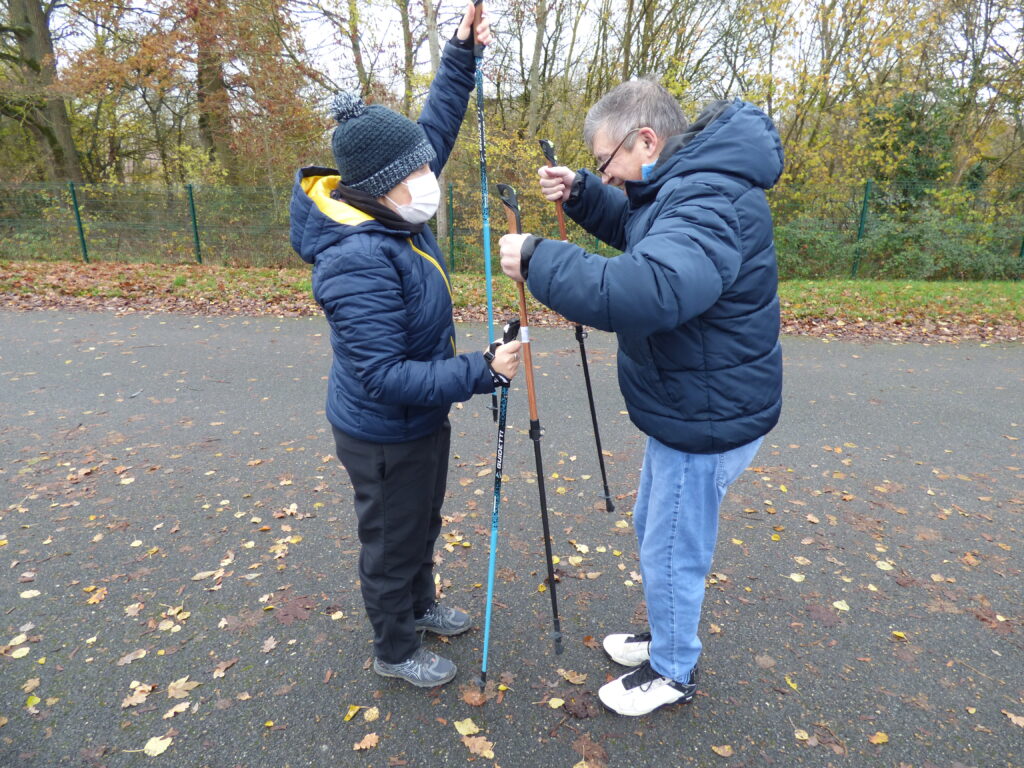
[539,139,615,513]
[496,182,563,655]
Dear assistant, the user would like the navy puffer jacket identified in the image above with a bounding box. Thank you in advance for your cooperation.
[527,100,784,454]
[290,41,493,443]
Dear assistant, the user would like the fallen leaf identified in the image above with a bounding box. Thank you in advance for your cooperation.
[832,600,850,612]
[454,718,480,736]
[363,706,380,723]
[754,654,776,669]
[582,635,600,650]
[1003,710,1024,728]
[876,561,894,571]
[262,636,278,653]
[548,697,565,709]
[20,590,40,599]
[785,675,798,690]
[789,573,805,582]
[711,745,734,757]
[461,735,495,759]
[116,649,147,666]
[122,683,155,708]
[557,668,587,685]
[868,731,889,744]
[163,701,190,719]
[166,676,200,699]
[21,678,40,693]
[212,658,238,678]
[343,705,362,721]
[143,736,172,756]
[794,729,809,741]
[353,733,379,751]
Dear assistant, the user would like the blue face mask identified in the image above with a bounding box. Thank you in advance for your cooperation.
[641,161,657,181]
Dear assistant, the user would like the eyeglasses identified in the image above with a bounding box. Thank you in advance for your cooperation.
[595,127,642,176]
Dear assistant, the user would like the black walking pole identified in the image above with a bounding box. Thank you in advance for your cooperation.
[539,139,615,513]
[496,182,563,655]
[478,317,521,689]
[471,0,498,422]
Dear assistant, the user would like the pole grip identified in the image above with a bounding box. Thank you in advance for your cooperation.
[539,140,569,241]
[472,0,485,59]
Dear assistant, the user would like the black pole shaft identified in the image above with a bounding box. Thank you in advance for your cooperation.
[530,419,563,653]
[574,325,614,512]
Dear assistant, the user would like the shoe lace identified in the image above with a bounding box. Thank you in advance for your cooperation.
[628,632,652,643]
[391,647,433,672]
[625,660,662,691]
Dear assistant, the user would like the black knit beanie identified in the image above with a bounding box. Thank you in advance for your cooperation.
[330,92,437,199]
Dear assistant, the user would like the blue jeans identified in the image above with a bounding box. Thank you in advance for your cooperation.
[633,435,763,682]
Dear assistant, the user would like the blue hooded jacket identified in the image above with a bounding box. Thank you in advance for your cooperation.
[527,100,784,454]
[290,41,493,443]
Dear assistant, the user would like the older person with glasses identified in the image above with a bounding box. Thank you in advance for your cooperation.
[498,79,784,717]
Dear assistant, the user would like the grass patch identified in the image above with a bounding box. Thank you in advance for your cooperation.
[1,259,1021,334]
[779,280,1024,323]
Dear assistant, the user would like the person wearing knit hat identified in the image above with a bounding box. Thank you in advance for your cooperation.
[290,4,520,690]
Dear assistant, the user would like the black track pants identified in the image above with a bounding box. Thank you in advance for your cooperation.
[333,420,450,664]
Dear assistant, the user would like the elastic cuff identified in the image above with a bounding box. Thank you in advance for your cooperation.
[567,172,585,206]
[520,235,543,280]
[450,33,473,49]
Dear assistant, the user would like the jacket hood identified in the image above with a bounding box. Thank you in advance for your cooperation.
[632,100,784,199]
[289,166,408,264]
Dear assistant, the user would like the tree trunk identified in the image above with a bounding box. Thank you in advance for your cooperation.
[422,0,448,254]
[395,0,414,116]
[192,0,239,183]
[525,0,548,137]
[6,0,83,181]
[346,0,372,97]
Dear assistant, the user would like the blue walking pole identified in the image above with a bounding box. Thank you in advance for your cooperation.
[478,318,520,689]
[472,0,498,421]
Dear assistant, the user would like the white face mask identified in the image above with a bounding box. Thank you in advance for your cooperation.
[386,172,440,224]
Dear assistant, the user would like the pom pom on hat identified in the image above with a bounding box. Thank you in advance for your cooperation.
[330,91,366,123]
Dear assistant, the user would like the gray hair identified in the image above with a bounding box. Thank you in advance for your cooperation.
[583,78,688,150]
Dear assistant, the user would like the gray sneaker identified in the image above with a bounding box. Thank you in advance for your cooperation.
[373,647,457,688]
[415,602,472,636]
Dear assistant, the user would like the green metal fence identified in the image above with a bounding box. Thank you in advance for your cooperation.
[1,180,1021,279]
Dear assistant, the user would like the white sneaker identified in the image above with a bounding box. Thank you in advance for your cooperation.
[598,661,698,716]
[602,631,651,666]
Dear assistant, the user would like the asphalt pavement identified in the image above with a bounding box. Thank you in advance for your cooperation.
[1,309,1021,768]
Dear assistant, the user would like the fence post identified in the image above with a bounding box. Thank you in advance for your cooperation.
[850,179,872,278]
[186,184,202,264]
[68,181,89,264]
[447,182,454,272]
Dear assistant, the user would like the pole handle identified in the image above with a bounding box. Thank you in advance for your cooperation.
[538,140,569,241]
[496,183,522,235]
[472,0,485,59]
